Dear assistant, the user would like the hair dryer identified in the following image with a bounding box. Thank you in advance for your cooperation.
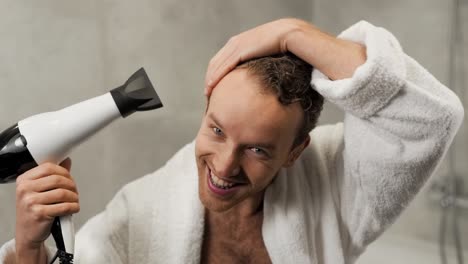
[0,68,163,263]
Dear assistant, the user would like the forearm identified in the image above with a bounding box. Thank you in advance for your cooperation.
[15,242,47,264]
[284,19,367,80]
[313,20,464,248]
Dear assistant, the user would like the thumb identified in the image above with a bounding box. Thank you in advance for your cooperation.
[59,157,72,172]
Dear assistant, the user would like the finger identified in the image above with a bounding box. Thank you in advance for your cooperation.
[205,38,239,91]
[18,163,71,182]
[207,36,238,77]
[60,158,72,172]
[31,175,77,193]
[34,203,80,219]
[206,51,242,97]
[205,51,240,96]
[32,189,79,205]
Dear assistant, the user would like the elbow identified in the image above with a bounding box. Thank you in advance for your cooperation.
[427,89,465,148]
[449,94,464,133]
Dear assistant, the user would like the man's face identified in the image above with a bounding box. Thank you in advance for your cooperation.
[195,69,305,213]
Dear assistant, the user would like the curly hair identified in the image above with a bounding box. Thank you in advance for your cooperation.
[237,53,324,148]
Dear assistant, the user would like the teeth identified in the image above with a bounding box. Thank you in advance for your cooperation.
[210,171,235,189]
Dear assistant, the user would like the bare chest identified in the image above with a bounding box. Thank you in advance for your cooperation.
[201,217,271,264]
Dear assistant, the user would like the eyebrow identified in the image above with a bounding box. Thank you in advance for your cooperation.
[207,112,224,130]
[206,112,276,151]
[253,143,276,151]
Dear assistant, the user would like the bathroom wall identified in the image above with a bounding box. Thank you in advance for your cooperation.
[0,0,313,244]
[0,0,104,243]
[0,0,466,257]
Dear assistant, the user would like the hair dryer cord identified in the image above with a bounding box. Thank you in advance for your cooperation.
[49,250,73,264]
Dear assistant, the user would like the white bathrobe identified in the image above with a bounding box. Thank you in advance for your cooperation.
[1,21,464,264]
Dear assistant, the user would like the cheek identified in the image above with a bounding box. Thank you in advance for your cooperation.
[195,120,212,155]
[195,132,217,159]
[243,161,277,188]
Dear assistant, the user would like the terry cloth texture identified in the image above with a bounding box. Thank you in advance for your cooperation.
[1,20,464,264]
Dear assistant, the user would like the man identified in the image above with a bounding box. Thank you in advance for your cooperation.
[1,18,464,263]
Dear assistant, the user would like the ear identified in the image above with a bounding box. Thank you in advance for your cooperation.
[283,135,310,167]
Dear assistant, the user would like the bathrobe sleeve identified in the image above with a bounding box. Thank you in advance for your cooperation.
[311,21,464,251]
[0,239,57,264]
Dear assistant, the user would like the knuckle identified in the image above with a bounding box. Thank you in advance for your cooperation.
[16,183,28,197]
[58,203,67,213]
[57,189,68,200]
[69,192,78,203]
[228,35,238,44]
[70,185,78,195]
[72,182,79,193]
[208,58,215,67]
[68,176,77,184]
[43,162,55,171]
[31,206,46,221]
[23,195,36,208]
[67,182,76,192]
[52,175,63,186]
[16,174,25,184]
[41,163,55,175]
[62,203,75,215]
[62,170,71,178]
[238,51,248,62]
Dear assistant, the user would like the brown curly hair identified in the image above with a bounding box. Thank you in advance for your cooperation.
[237,53,324,148]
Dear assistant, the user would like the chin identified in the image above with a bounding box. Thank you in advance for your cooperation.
[197,173,247,213]
[198,182,243,212]
[195,145,253,213]
[200,197,233,212]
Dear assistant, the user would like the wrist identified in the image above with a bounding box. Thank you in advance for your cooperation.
[281,19,310,53]
[282,21,333,64]
[15,242,47,264]
[285,22,366,80]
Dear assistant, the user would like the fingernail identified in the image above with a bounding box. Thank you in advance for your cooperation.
[207,79,213,87]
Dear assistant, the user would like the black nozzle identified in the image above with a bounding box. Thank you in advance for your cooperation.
[110,68,163,118]
[0,124,38,184]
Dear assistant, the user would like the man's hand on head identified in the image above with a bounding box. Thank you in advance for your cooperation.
[204,18,366,97]
[204,18,306,96]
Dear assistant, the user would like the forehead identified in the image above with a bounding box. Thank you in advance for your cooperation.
[207,69,302,146]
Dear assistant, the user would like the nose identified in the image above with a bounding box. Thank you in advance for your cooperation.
[212,146,240,178]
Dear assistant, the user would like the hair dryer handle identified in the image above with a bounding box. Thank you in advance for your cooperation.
[51,215,75,255]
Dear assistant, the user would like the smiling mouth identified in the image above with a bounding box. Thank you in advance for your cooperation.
[206,165,247,194]
[209,171,239,189]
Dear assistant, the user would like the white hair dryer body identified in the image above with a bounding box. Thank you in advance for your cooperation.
[0,68,163,263]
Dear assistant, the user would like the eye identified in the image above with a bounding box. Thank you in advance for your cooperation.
[212,127,223,136]
[250,147,267,156]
